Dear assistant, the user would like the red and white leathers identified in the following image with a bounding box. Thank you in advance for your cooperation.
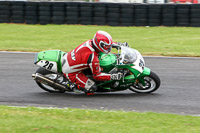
[62,40,111,92]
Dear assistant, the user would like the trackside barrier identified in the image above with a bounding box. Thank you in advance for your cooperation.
[0,1,200,27]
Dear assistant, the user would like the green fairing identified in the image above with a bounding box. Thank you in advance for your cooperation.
[116,65,141,79]
[36,50,65,73]
[99,52,117,72]
[141,67,151,77]
[138,67,151,86]
[97,66,151,90]
[124,74,135,80]
[98,54,130,90]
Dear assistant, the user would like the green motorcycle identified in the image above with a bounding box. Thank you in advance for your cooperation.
[32,45,161,94]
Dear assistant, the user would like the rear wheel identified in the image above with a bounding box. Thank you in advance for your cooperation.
[35,68,66,93]
[129,71,161,93]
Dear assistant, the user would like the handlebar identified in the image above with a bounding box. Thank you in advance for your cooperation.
[112,44,121,49]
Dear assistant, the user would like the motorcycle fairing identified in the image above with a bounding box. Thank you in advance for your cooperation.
[34,50,65,73]
[137,67,151,86]
[99,52,117,72]
[36,60,58,72]
[97,67,151,91]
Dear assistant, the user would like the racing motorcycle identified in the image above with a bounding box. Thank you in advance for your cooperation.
[32,45,161,94]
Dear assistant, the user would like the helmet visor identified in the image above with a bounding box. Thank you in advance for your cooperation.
[99,41,112,53]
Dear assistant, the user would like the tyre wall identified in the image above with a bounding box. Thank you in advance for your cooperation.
[0,1,200,27]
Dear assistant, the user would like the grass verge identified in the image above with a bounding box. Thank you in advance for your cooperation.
[0,106,200,133]
[0,24,200,57]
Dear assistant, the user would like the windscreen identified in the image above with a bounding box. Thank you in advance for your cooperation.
[120,46,137,64]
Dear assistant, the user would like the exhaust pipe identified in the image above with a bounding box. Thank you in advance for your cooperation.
[32,73,70,91]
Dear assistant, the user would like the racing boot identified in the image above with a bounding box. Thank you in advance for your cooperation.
[86,84,97,95]
[62,81,80,93]
[77,84,97,95]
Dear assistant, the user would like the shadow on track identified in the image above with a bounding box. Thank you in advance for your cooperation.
[33,91,162,99]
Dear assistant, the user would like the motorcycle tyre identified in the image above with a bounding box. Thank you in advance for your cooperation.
[35,67,66,93]
[129,71,161,93]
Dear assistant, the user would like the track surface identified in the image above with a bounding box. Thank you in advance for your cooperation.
[0,52,200,115]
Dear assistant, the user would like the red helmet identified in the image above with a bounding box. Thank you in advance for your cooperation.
[93,30,113,54]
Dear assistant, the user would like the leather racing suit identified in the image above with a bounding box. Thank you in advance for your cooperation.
[62,40,111,93]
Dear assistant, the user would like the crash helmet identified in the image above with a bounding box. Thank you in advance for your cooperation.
[92,30,113,54]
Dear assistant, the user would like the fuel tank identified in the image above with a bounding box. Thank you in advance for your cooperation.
[99,52,117,72]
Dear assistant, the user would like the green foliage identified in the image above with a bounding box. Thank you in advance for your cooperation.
[0,24,200,57]
[0,106,200,133]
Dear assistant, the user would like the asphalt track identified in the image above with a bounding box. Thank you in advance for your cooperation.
[0,52,200,115]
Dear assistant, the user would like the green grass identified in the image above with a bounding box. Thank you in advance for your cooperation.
[0,106,200,133]
[0,23,200,56]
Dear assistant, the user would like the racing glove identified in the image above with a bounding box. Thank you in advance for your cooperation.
[111,72,123,80]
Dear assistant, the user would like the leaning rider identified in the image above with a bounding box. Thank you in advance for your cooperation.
[62,30,127,95]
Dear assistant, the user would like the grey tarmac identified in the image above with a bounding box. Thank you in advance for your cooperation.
[0,52,200,115]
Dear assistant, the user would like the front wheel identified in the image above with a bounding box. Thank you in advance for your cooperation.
[129,71,161,93]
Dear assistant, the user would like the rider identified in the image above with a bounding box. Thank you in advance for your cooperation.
[62,30,126,95]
